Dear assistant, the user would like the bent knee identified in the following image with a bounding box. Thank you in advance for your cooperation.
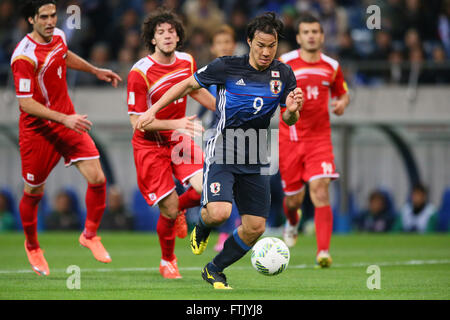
[24,184,45,195]
[88,173,106,185]
[285,194,303,210]
[243,222,265,238]
[207,206,231,225]
[309,186,330,205]
[158,195,179,220]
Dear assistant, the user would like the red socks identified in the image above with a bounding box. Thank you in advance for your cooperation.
[283,198,300,226]
[19,192,43,250]
[315,205,333,253]
[157,214,176,261]
[83,182,106,239]
[178,187,201,211]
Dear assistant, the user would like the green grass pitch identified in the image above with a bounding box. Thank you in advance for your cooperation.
[0,232,449,300]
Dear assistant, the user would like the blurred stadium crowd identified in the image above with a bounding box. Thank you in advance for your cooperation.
[0,0,449,86]
[0,0,449,234]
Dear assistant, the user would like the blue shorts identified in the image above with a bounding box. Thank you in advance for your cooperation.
[202,163,271,218]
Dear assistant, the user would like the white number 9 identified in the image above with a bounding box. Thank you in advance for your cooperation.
[253,97,263,114]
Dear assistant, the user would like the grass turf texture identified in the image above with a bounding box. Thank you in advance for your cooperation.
[0,232,449,300]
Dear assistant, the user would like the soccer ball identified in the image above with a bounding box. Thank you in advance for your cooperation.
[251,237,290,276]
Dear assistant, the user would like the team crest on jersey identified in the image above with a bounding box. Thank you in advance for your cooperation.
[210,182,221,195]
[270,80,282,94]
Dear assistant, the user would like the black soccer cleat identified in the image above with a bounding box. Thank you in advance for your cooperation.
[201,264,232,290]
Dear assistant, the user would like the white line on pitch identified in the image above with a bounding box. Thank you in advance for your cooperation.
[0,259,449,275]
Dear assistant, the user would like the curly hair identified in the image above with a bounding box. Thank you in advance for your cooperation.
[141,9,185,53]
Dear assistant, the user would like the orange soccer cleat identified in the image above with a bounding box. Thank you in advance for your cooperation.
[24,241,50,276]
[159,257,182,279]
[79,233,112,263]
[175,210,188,239]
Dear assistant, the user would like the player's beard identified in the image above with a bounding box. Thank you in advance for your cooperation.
[156,42,177,57]
[160,48,175,57]
[35,26,54,43]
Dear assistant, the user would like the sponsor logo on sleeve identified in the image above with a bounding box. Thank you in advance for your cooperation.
[19,79,31,92]
[128,92,135,105]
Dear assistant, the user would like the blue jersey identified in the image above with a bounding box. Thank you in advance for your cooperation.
[194,54,297,173]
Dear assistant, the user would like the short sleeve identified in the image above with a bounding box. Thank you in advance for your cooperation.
[11,58,36,98]
[331,65,348,98]
[193,57,226,88]
[127,70,150,114]
[280,66,297,107]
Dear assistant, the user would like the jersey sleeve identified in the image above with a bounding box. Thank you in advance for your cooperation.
[280,66,297,107]
[127,70,150,114]
[193,57,226,88]
[11,58,36,98]
[331,65,348,98]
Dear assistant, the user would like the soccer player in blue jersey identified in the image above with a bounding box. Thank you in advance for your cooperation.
[136,12,303,289]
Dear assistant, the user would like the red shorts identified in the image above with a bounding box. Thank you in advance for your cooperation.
[133,135,204,207]
[279,138,339,195]
[19,125,100,187]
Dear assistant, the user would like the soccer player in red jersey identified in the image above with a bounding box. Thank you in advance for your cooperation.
[11,0,122,276]
[278,13,350,268]
[127,10,215,279]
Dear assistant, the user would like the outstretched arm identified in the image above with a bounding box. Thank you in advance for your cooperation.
[129,114,203,137]
[66,50,122,88]
[189,88,216,111]
[135,75,202,131]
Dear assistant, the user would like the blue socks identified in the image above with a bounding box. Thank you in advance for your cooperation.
[212,229,251,272]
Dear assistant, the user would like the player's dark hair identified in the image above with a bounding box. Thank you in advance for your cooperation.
[297,12,323,33]
[369,191,387,204]
[141,9,185,53]
[246,12,284,42]
[21,0,57,21]
[412,183,428,195]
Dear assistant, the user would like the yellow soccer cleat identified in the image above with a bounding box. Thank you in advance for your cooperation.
[201,264,232,290]
[190,225,210,255]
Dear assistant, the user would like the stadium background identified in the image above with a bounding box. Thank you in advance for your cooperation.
[0,0,449,234]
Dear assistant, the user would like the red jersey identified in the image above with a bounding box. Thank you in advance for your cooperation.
[11,28,74,134]
[127,52,196,148]
[279,50,348,141]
